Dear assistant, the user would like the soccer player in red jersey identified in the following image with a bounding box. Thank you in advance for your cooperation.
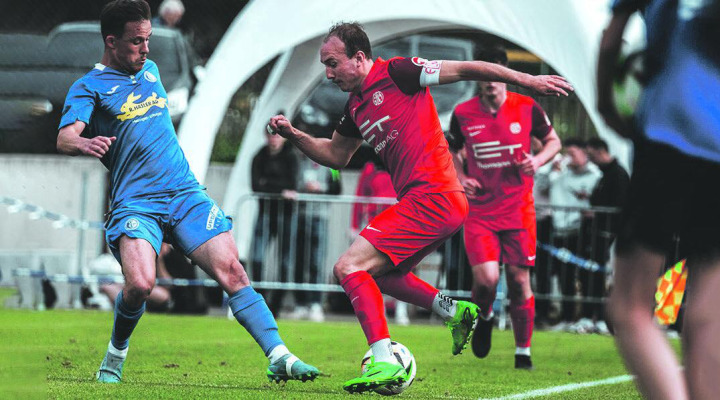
[448,47,562,370]
[268,23,572,392]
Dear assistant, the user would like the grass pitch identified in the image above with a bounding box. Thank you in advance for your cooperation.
[0,287,664,399]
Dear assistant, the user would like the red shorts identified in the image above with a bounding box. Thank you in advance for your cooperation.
[360,191,468,272]
[463,205,536,267]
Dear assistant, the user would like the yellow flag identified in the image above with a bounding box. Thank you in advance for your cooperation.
[654,259,687,325]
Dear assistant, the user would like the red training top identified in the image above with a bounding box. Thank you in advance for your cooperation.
[336,57,463,199]
[449,92,552,217]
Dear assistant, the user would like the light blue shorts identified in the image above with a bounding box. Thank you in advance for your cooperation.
[105,189,232,264]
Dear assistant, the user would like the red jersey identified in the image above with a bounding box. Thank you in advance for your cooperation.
[449,92,552,217]
[336,57,463,199]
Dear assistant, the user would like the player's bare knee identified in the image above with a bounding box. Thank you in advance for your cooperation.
[124,278,154,303]
[333,255,363,281]
[607,293,648,328]
[212,257,250,290]
[473,267,499,288]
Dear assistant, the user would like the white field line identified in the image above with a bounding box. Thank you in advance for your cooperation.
[479,374,634,400]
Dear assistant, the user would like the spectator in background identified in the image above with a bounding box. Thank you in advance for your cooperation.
[351,154,395,236]
[598,0,720,398]
[581,137,630,332]
[548,138,601,330]
[279,152,342,322]
[351,156,410,326]
[532,137,558,327]
[250,122,298,315]
[153,0,184,28]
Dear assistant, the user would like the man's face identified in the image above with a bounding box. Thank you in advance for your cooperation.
[478,80,507,100]
[266,132,286,152]
[586,146,602,164]
[566,145,588,168]
[320,36,364,92]
[110,20,151,74]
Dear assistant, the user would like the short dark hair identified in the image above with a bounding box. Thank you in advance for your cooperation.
[564,137,586,148]
[100,0,151,41]
[586,137,609,152]
[474,45,508,66]
[324,22,373,60]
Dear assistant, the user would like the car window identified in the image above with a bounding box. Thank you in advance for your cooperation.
[0,34,48,67]
[47,31,181,74]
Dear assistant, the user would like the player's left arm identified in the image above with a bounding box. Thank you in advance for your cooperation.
[437,60,573,97]
[534,129,562,166]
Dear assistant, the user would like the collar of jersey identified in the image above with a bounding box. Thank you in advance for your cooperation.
[355,57,385,98]
[94,62,147,79]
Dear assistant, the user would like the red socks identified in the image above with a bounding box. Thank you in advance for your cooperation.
[510,296,535,348]
[374,271,438,310]
[340,271,390,345]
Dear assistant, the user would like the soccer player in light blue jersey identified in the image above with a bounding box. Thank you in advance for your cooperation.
[57,0,319,384]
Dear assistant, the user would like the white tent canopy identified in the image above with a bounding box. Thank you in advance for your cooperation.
[177,0,639,258]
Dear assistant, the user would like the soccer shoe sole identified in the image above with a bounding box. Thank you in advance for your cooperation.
[267,369,320,383]
[343,375,406,394]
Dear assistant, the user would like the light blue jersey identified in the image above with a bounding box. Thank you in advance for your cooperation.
[60,60,231,261]
[60,60,198,206]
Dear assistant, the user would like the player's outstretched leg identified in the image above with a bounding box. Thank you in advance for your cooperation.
[97,291,145,383]
[228,286,320,383]
[373,272,479,355]
[445,299,480,355]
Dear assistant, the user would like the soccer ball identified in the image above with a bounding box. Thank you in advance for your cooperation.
[360,341,416,396]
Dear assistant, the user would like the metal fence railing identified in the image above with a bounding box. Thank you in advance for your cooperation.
[237,193,635,326]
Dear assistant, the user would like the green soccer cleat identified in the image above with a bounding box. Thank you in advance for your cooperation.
[446,301,480,355]
[343,361,407,393]
[96,351,126,383]
[267,354,320,383]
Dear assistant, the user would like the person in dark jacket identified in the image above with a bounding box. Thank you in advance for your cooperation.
[581,137,630,326]
[250,126,298,314]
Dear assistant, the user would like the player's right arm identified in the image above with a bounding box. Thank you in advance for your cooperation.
[438,60,573,97]
[57,80,116,158]
[268,114,363,170]
[57,121,116,158]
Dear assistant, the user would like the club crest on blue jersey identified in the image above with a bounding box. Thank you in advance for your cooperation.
[143,70,157,82]
[124,218,140,230]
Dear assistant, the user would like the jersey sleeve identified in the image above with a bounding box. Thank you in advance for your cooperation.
[446,112,466,151]
[530,101,553,139]
[335,101,362,138]
[387,57,443,95]
[59,79,96,130]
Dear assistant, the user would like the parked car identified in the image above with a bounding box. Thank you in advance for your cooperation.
[292,34,475,168]
[0,22,201,153]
